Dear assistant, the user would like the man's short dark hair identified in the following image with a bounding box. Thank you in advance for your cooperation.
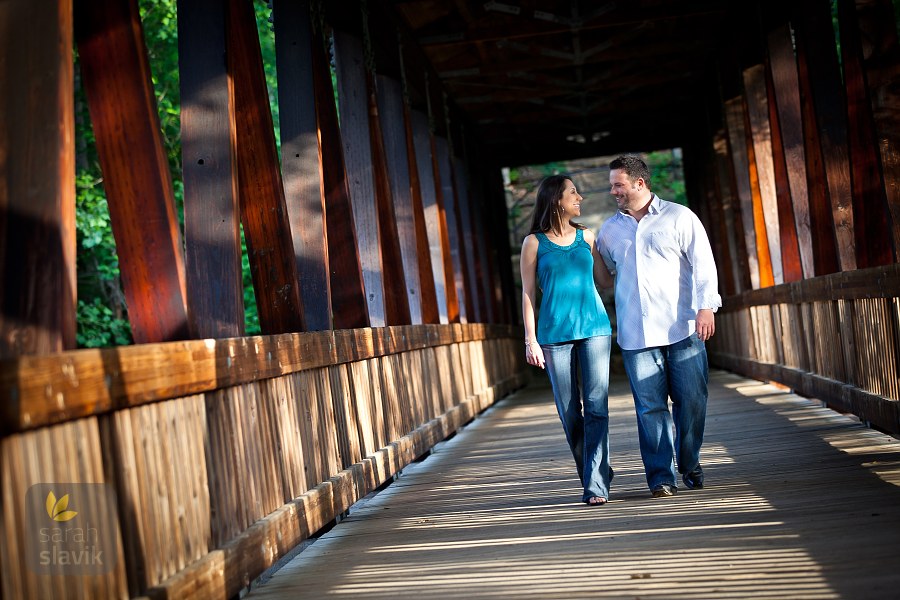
[609,155,652,189]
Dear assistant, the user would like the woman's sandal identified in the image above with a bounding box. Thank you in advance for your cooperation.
[585,496,608,506]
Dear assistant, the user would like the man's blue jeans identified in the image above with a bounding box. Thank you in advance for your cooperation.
[541,335,612,501]
[621,333,708,490]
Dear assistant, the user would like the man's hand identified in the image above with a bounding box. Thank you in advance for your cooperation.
[696,309,716,341]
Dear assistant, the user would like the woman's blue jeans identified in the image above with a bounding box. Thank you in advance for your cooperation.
[621,333,708,490]
[541,335,612,501]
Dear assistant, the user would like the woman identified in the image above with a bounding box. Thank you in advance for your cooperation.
[520,174,614,506]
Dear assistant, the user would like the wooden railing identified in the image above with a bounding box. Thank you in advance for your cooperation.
[0,324,527,599]
[708,264,900,436]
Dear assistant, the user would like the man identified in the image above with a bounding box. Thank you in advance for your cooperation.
[596,155,721,498]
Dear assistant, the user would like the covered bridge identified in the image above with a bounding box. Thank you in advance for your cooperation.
[1,0,899,598]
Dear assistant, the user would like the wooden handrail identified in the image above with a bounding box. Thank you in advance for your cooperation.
[710,264,900,435]
[0,323,517,435]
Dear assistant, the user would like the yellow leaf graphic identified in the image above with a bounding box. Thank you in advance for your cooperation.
[46,492,77,522]
[46,492,57,519]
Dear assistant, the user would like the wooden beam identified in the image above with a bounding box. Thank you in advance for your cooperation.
[725,97,762,289]
[403,102,442,324]
[75,0,190,344]
[411,110,451,322]
[767,23,815,278]
[850,0,900,263]
[0,324,518,435]
[367,70,412,325]
[713,131,750,294]
[765,55,804,282]
[376,75,425,324]
[226,0,304,334]
[178,0,244,338]
[453,156,485,322]
[334,30,389,327]
[793,15,841,276]
[0,0,76,357]
[794,0,857,271]
[744,97,776,288]
[838,0,896,267]
[311,29,369,329]
[274,0,332,331]
[744,65,784,285]
[435,136,469,321]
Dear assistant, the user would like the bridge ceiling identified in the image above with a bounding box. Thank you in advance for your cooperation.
[387,0,731,166]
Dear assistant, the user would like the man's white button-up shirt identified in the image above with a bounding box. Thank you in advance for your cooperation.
[596,195,722,351]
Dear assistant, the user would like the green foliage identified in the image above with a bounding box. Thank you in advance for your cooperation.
[645,150,686,206]
[77,298,133,348]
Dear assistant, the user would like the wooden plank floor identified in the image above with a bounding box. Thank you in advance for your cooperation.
[246,370,900,599]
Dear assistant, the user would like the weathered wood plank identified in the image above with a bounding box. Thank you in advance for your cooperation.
[178,0,244,338]
[334,31,387,327]
[367,70,412,326]
[744,96,776,288]
[1,419,129,599]
[274,0,332,331]
[74,0,189,344]
[724,97,762,289]
[744,65,784,284]
[0,0,76,357]
[851,0,900,263]
[837,0,896,267]
[435,136,469,321]
[227,0,304,334]
[713,131,750,293]
[311,27,368,329]
[768,23,815,278]
[402,101,441,324]
[377,75,424,324]
[764,56,804,283]
[0,324,517,435]
[411,110,450,322]
[794,0,857,271]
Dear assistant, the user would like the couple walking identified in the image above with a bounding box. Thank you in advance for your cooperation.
[520,155,721,506]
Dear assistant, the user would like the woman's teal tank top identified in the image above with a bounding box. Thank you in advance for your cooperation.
[535,229,612,344]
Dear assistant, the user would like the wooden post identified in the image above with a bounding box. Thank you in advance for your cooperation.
[837,0,896,266]
[850,0,900,262]
[794,14,841,276]
[725,97,763,289]
[713,131,751,293]
[765,55,804,282]
[411,109,450,323]
[75,0,190,344]
[794,0,857,271]
[178,0,244,339]
[744,65,785,284]
[435,136,469,322]
[453,155,487,323]
[0,0,76,357]
[402,102,441,324]
[311,28,368,329]
[333,31,388,327]
[274,0,332,331]
[767,23,815,278]
[366,69,412,326]
[377,75,426,324]
[744,98,776,288]
[226,0,305,334]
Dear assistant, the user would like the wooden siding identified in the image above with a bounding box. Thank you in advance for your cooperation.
[709,263,900,435]
[0,324,526,599]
